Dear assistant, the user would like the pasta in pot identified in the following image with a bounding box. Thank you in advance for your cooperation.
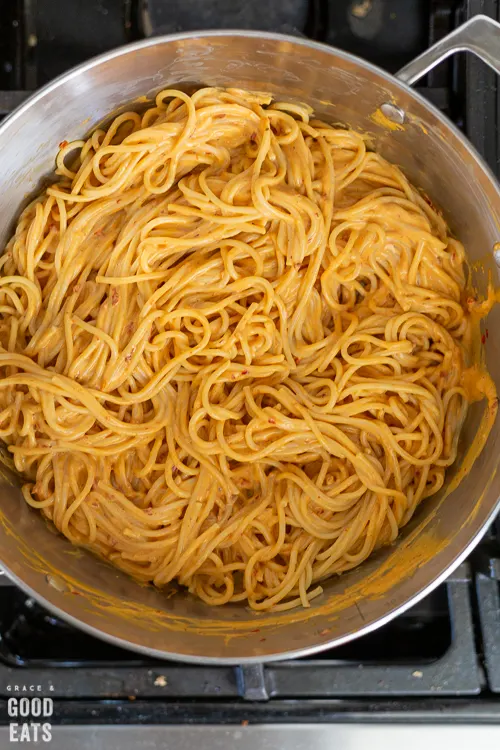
[0,86,495,611]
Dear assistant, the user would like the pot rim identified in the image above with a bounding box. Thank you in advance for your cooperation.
[0,511,494,664]
[1,28,499,664]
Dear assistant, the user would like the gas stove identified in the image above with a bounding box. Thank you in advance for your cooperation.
[1,0,500,746]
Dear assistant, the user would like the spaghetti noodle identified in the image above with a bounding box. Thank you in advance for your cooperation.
[0,86,495,611]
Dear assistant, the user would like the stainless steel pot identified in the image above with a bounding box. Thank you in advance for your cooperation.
[0,15,500,664]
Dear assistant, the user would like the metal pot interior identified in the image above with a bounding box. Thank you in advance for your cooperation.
[0,31,499,663]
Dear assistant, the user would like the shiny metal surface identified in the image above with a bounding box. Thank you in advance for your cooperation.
[0,22,499,664]
[398,14,500,85]
[2,724,500,750]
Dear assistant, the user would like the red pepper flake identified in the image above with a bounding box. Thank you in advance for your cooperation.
[259,637,266,642]
[59,140,68,149]
[268,419,276,425]
[251,628,261,633]
[482,334,486,345]
[241,370,249,375]
[241,720,249,727]
[486,328,489,339]
[294,357,301,365]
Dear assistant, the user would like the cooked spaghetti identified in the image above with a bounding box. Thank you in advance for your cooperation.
[0,87,495,611]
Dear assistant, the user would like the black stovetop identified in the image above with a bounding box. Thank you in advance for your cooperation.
[1,0,500,727]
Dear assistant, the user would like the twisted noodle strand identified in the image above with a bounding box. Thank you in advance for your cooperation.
[0,87,495,611]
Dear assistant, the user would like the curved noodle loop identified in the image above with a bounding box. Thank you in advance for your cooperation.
[0,87,492,611]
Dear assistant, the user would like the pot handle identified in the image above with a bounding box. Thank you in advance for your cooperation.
[397,14,500,85]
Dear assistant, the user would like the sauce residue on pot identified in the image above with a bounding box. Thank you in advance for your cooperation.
[467,282,500,319]
[370,107,405,131]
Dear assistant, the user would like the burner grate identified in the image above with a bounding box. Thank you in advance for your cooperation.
[0,567,481,699]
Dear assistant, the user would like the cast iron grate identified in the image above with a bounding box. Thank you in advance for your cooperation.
[0,566,481,699]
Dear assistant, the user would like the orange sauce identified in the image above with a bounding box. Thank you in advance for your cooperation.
[370,108,405,132]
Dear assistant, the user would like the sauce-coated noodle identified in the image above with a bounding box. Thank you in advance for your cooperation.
[0,87,496,611]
